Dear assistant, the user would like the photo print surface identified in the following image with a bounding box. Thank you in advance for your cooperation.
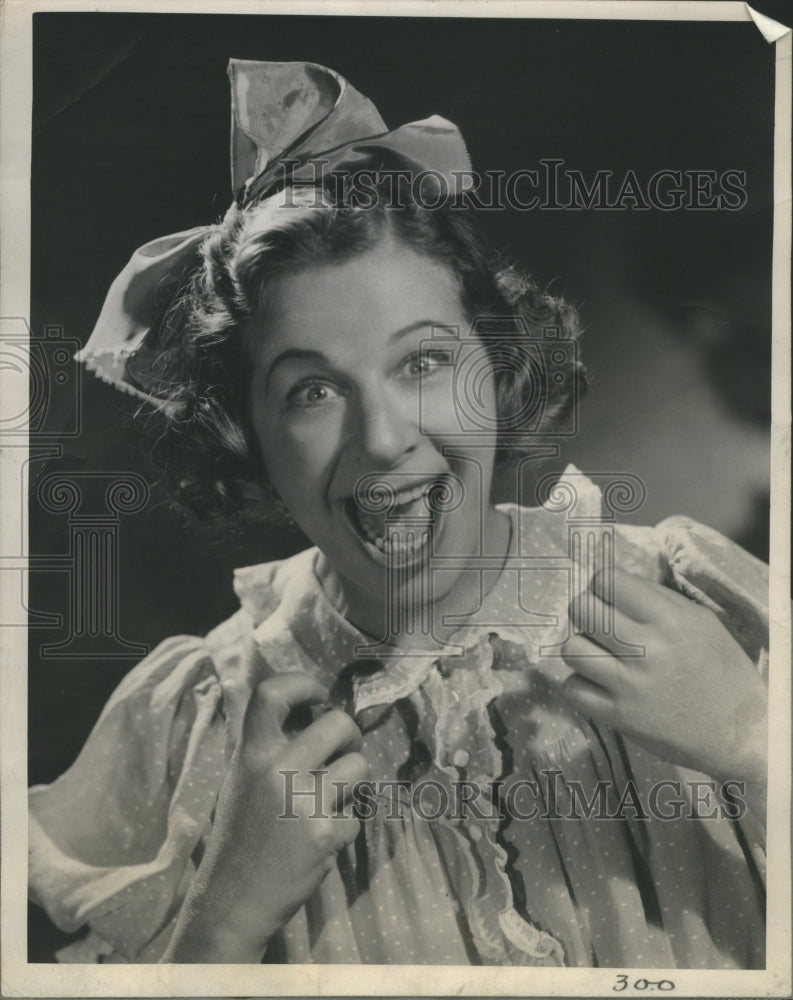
[1,3,790,997]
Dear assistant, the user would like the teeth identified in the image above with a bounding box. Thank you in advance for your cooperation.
[362,479,438,523]
[348,477,444,560]
[394,483,431,506]
[355,516,432,554]
[368,528,430,555]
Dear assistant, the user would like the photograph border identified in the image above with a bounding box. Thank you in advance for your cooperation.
[1,1,790,996]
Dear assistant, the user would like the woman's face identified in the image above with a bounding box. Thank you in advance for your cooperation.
[246,235,502,614]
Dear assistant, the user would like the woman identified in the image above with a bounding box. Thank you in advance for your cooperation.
[29,59,768,967]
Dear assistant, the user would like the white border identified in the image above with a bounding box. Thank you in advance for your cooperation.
[1,1,790,997]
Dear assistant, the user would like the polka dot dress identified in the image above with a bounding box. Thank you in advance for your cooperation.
[29,468,767,967]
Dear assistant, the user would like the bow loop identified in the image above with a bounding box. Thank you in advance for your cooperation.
[76,59,473,407]
[229,59,386,200]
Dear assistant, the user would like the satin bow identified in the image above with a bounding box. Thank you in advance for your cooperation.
[76,60,473,408]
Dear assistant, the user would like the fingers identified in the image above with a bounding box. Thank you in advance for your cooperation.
[289,709,363,771]
[562,672,615,723]
[560,633,623,692]
[326,751,370,805]
[242,673,329,754]
[569,588,641,653]
[277,755,369,822]
[589,567,682,623]
[321,815,361,855]
[290,754,371,824]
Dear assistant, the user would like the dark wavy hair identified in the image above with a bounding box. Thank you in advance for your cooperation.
[146,184,588,525]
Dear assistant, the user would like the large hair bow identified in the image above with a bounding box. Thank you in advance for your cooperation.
[76,60,472,408]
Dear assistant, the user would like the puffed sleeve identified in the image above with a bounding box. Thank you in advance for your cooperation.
[29,635,228,963]
[654,515,769,872]
[654,515,768,676]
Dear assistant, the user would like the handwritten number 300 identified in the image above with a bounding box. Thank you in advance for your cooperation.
[613,975,675,991]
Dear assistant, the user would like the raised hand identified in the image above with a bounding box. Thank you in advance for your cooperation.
[163,672,369,962]
[560,567,767,818]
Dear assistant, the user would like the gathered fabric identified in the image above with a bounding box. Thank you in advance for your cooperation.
[29,468,767,966]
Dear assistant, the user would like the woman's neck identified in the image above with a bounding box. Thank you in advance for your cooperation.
[316,505,513,650]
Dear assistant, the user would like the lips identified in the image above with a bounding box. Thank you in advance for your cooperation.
[343,475,447,567]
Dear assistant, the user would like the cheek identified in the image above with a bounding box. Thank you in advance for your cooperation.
[254,409,342,501]
[421,364,500,447]
[415,376,467,435]
[426,351,499,430]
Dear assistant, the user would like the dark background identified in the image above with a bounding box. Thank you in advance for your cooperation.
[28,11,776,959]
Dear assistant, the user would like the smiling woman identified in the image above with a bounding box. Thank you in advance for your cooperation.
[247,241,488,616]
[145,181,584,532]
[144,181,583,641]
[28,57,769,969]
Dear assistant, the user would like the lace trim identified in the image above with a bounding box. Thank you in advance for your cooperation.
[425,636,568,965]
[76,349,180,415]
[498,906,566,963]
[354,656,438,714]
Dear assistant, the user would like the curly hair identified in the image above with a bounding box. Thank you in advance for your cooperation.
[145,184,588,525]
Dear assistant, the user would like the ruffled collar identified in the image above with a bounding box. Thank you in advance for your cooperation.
[234,464,603,712]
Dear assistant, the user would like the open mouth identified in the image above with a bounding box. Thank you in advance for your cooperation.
[343,476,447,567]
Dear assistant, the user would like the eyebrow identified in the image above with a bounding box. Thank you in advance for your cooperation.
[264,319,457,388]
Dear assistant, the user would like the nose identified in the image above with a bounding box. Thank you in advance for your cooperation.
[352,386,419,467]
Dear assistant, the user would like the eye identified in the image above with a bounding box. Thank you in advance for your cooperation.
[401,349,453,378]
[286,379,342,408]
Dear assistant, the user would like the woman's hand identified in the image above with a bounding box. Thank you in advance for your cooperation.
[162,672,369,963]
[560,567,767,819]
